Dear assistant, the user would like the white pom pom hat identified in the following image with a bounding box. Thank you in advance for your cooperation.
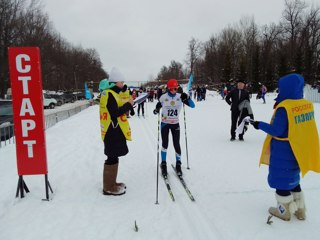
[109,67,126,83]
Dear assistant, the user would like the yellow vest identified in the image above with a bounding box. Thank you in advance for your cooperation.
[259,99,320,176]
[99,89,132,141]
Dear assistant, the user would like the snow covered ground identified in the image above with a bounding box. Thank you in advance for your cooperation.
[1,91,320,240]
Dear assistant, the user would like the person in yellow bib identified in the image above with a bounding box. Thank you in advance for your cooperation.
[99,67,134,196]
[250,73,320,221]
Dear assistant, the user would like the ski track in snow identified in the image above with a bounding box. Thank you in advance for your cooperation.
[1,92,320,240]
[130,106,224,239]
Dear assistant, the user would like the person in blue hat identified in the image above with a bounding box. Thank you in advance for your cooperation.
[250,73,320,221]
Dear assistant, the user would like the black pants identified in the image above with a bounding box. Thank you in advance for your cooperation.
[230,110,241,138]
[138,102,144,115]
[276,185,301,196]
[161,123,181,155]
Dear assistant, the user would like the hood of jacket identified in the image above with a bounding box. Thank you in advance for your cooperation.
[99,79,115,92]
[274,73,304,103]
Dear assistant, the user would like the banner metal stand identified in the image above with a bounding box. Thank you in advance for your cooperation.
[15,174,53,200]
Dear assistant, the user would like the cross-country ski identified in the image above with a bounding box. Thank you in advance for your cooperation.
[171,164,195,201]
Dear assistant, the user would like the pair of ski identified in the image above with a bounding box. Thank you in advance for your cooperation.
[162,164,195,202]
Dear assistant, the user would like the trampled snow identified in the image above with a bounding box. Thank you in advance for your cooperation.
[1,92,320,240]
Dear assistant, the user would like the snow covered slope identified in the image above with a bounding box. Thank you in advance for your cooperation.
[1,92,320,240]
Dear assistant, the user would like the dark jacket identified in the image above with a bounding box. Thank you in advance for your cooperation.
[225,88,250,111]
[104,86,132,157]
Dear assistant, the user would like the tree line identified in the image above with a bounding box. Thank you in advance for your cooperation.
[156,0,320,92]
[1,0,319,97]
[0,0,107,98]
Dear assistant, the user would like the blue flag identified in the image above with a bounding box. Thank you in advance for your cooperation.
[85,82,92,100]
[187,74,193,91]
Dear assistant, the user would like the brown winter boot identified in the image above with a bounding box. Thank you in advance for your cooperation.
[114,163,126,189]
[268,194,297,221]
[103,164,126,196]
[292,191,306,220]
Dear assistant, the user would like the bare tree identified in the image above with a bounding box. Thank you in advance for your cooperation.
[0,0,25,97]
[300,5,320,83]
[185,37,203,76]
[260,23,282,89]
[157,61,185,80]
[151,0,320,91]
[281,0,307,68]
[239,16,259,84]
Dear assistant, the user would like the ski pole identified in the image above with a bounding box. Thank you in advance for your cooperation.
[155,112,160,204]
[183,104,190,169]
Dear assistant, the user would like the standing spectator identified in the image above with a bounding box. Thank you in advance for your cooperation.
[201,85,207,101]
[99,67,134,196]
[153,79,195,177]
[157,87,163,100]
[131,89,137,100]
[261,84,267,104]
[220,84,226,100]
[137,87,146,117]
[196,86,201,101]
[316,81,320,93]
[225,79,250,141]
[250,73,320,221]
[148,88,155,102]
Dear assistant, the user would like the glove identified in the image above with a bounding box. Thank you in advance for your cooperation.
[249,119,260,130]
[153,108,159,115]
[130,108,135,116]
[181,92,188,102]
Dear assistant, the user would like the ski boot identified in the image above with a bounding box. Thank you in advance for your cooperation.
[161,162,167,177]
[176,161,183,177]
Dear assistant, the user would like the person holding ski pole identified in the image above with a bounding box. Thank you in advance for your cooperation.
[153,79,195,177]
[99,67,134,196]
[250,73,320,221]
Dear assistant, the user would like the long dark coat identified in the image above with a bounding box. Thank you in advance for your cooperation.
[104,86,132,157]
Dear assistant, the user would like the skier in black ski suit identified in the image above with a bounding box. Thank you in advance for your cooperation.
[225,79,250,141]
[153,79,195,177]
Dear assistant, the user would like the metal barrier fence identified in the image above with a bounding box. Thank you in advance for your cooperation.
[304,85,320,103]
[0,103,90,148]
[0,123,15,148]
[45,103,90,129]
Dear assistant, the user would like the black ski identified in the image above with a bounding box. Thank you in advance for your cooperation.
[171,164,195,201]
[162,175,175,202]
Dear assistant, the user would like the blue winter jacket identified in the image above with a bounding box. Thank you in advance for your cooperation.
[258,73,304,190]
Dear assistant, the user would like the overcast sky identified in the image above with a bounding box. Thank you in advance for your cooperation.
[41,0,317,83]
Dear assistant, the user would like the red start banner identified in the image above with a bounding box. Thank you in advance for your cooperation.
[8,47,48,175]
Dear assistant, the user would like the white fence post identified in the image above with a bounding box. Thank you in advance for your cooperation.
[304,85,320,103]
